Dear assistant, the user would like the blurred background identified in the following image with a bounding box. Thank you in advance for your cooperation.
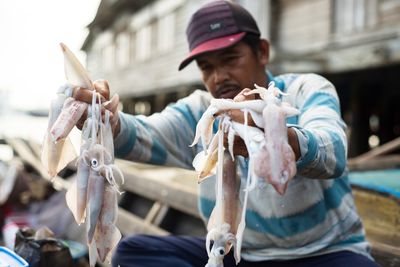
[1,1,400,266]
[1,0,400,156]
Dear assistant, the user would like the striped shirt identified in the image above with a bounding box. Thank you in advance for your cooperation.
[114,73,371,261]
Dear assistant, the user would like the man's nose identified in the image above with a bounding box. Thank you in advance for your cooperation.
[213,66,229,84]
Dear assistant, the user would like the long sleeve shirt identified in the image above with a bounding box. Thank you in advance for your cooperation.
[113,73,371,261]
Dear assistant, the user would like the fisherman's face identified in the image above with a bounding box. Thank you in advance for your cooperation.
[196,41,267,99]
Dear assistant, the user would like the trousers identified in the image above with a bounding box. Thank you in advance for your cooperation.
[111,235,381,267]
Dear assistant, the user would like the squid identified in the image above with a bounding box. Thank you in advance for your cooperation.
[41,42,94,177]
[46,43,124,266]
[192,130,220,182]
[205,121,242,267]
[41,88,77,177]
[49,43,93,142]
[190,98,266,152]
[84,129,122,266]
[93,183,121,263]
[247,83,299,194]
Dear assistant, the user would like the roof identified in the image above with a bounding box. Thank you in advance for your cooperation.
[81,0,154,50]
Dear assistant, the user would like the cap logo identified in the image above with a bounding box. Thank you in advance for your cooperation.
[209,22,223,31]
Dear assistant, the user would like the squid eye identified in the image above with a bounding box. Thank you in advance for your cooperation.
[91,158,98,167]
[218,248,225,256]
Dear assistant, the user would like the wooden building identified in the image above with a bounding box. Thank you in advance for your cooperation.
[82,0,400,157]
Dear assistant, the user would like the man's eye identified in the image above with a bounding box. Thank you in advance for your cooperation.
[224,56,238,62]
[200,65,211,71]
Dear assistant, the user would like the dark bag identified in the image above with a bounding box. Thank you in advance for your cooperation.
[14,228,73,267]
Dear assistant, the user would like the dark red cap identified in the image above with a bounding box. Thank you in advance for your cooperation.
[178,0,260,70]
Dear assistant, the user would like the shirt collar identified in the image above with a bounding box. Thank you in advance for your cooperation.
[267,71,285,91]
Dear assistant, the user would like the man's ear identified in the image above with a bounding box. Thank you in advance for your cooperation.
[258,39,269,65]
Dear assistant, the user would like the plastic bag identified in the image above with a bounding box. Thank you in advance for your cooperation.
[14,227,73,267]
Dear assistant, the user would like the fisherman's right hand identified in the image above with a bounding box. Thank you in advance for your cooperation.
[71,79,121,137]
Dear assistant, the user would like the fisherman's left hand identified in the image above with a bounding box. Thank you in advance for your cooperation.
[72,79,121,137]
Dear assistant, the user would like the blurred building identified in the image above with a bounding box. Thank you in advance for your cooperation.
[82,0,400,156]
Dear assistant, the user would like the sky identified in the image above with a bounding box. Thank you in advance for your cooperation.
[0,0,101,111]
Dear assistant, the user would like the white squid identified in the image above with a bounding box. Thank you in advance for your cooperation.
[246,83,299,194]
[205,119,242,267]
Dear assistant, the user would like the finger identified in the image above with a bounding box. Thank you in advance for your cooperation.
[233,137,249,157]
[93,79,110,100]
[229,109,256,127]
[233,88,254,102]
[103,94,119,113]
[233,94,246,102]
[72,87,106,104]
[76,109,88,130]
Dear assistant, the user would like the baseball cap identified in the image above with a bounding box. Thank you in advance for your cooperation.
[178,0,260,70]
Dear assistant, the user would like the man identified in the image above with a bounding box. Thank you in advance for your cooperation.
[73,1,379,266]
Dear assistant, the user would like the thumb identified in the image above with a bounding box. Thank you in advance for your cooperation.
[93,79,110,100]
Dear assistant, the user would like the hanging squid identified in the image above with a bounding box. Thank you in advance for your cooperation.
[43,42,124,266]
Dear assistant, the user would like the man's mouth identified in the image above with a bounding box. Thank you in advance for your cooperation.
[216,85,240,99]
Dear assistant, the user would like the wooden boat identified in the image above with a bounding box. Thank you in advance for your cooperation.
[1,136,399,267]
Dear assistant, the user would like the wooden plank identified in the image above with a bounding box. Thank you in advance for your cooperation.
[348,155,400,171]
[117,160,200,218]
[152,204,169,226]
[370,240,400,267]
[5,137,71,191]
[117,208,169,236]
[144,201,164,223]
[353,188,400,247]
[349,137,400,163]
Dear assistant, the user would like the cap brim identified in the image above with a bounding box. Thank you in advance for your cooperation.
[178,32,246,71]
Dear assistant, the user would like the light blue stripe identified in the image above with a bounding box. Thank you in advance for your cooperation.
[329,131,346,177]
[150,139,167,165]
[199,179,351,238]
[301,92,340,115]
[246,180,351,237]
[115,116,137,158]
[296,129,318,169]
[171,103,197,132]
[267,71,285,91]
[286,116,298,125]
[333,234,365,247]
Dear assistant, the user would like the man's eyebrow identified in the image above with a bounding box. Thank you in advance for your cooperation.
[196,58,208,66]
[196,45,242,65]
[220,46,241,56]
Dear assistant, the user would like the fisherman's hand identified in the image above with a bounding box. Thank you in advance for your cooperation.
[72,79,121,137]
[237,88,301,161]
[223,88,258,157]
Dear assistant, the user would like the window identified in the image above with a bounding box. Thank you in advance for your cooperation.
[136,25,151,61]
[334,0,377,34]
[157,13,175,53]
[116,32,130,68]
[102,43,115,72]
